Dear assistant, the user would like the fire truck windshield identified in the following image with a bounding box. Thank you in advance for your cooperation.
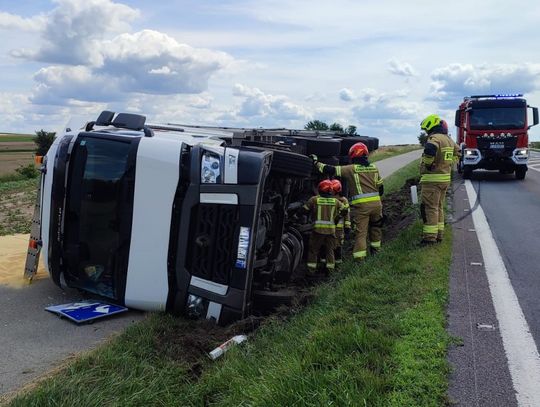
[469,107,526,130]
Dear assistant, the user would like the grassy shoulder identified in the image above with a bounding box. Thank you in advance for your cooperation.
[8,162,452,407]
[370,145,421,163]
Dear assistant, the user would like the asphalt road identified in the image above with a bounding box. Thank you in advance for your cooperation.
[0,235,144,398]
[449,151,540,405]
[0,149,422,399]
[376,148,422,179]
[471,151,540,347]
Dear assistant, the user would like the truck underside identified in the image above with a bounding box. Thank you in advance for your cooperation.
[34,112,379,324]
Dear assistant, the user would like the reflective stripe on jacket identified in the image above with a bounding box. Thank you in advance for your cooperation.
[317,162,383,207]
[303,195,344,235]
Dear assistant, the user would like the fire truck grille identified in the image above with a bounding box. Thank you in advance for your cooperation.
[477,137,517,157]
[187,204,239,285]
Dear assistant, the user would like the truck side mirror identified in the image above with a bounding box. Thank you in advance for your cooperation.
[533,107,539,127]
[454,110,461,128]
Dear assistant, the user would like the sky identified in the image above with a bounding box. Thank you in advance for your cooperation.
[1,0,540,144]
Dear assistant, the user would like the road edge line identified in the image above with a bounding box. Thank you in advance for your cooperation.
[464,180,540,406]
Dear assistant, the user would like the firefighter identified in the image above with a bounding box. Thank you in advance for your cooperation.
[419,115,460,244]
[312,142,384,262]
[303,179,344,273]
[331,179,351,265]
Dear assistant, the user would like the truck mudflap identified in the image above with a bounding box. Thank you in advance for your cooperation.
[24,160,45,281]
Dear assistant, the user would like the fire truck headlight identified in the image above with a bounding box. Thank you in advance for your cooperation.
[515,148,528,156]
[465,149,474,156]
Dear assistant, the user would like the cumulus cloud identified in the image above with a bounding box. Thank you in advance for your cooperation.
[0,12,46,31]
[388,59,417,77]
[352,88,422,121]
[428,63,540,105]
[30,30,233,104]
[339,88,355,102]
[232,84,310,121]
[10,0,140,65]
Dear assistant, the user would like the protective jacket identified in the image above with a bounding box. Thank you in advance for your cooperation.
[316,162,383,205]
[303,195,344,235]
[335,196,351,232]
[420,133,460,183]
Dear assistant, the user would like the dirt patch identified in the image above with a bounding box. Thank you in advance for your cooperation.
[0,151,35,175]
[153,316,264,378]
[0,180,37,235]
[382,177,419,241]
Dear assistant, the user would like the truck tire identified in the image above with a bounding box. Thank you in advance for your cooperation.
[463,167,472,179]
[241,146,314,178]
[252,288,297,312]
[302,138,341,157]
[318,155,339,166]
[270,149,314,177]
[515,166,527,180]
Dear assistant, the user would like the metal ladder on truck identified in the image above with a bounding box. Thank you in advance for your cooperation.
[23,156,44,281]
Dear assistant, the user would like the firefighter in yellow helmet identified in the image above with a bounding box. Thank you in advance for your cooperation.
[303,179,345,273]
[419,115,460,244]
[312,142,384,261]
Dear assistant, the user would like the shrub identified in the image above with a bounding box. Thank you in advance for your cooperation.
[15,163,39,179]
[34,129,56,155]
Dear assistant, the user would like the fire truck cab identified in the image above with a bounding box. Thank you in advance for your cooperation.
[455,94,539,180]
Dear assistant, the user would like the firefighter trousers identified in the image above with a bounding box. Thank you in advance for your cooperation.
[334,228,345,264]
[307,232,336,271]
[420,182,449,242]
[351,200,382,260]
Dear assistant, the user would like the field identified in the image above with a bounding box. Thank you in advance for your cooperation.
[0,134,35,176]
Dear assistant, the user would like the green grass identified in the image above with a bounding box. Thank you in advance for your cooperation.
[385,158,420,194]
[0,134,34,142]
[370,145,421,163]
[8,162,452,407]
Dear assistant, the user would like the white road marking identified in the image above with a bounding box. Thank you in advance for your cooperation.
[528,166,540,173]
[465,180,540,407]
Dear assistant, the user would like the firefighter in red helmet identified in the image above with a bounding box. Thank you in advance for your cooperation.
[303,179,345,273]
[312,142,384,261]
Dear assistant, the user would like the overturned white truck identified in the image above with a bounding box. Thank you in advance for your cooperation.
[29,111,378,324]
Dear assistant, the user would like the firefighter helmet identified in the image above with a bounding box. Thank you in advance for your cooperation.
[331,179,342,194]
[349,142,369,158]
[318,179,334,194]
[440,119,448,134]
[420,114,441,132]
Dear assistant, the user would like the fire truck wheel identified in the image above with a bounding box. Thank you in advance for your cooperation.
[515,166,527,180]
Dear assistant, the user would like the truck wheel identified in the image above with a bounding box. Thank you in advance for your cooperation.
[252,288,297,312]
[515,166,527,180]
[463,168,472,179]
[457,160,463,174]
[270,149,313,177]
[318,155,339,166]
[243,146,314,178]
[301,138,341,157]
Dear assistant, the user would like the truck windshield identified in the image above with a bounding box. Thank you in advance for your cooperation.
[63,136,135,299]
[469,108,526,130]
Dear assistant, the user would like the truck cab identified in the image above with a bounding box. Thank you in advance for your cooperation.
[35,111,377,324]
[455,94,539,180]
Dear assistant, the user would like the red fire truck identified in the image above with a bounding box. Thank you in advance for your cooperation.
[455,94,538,180]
